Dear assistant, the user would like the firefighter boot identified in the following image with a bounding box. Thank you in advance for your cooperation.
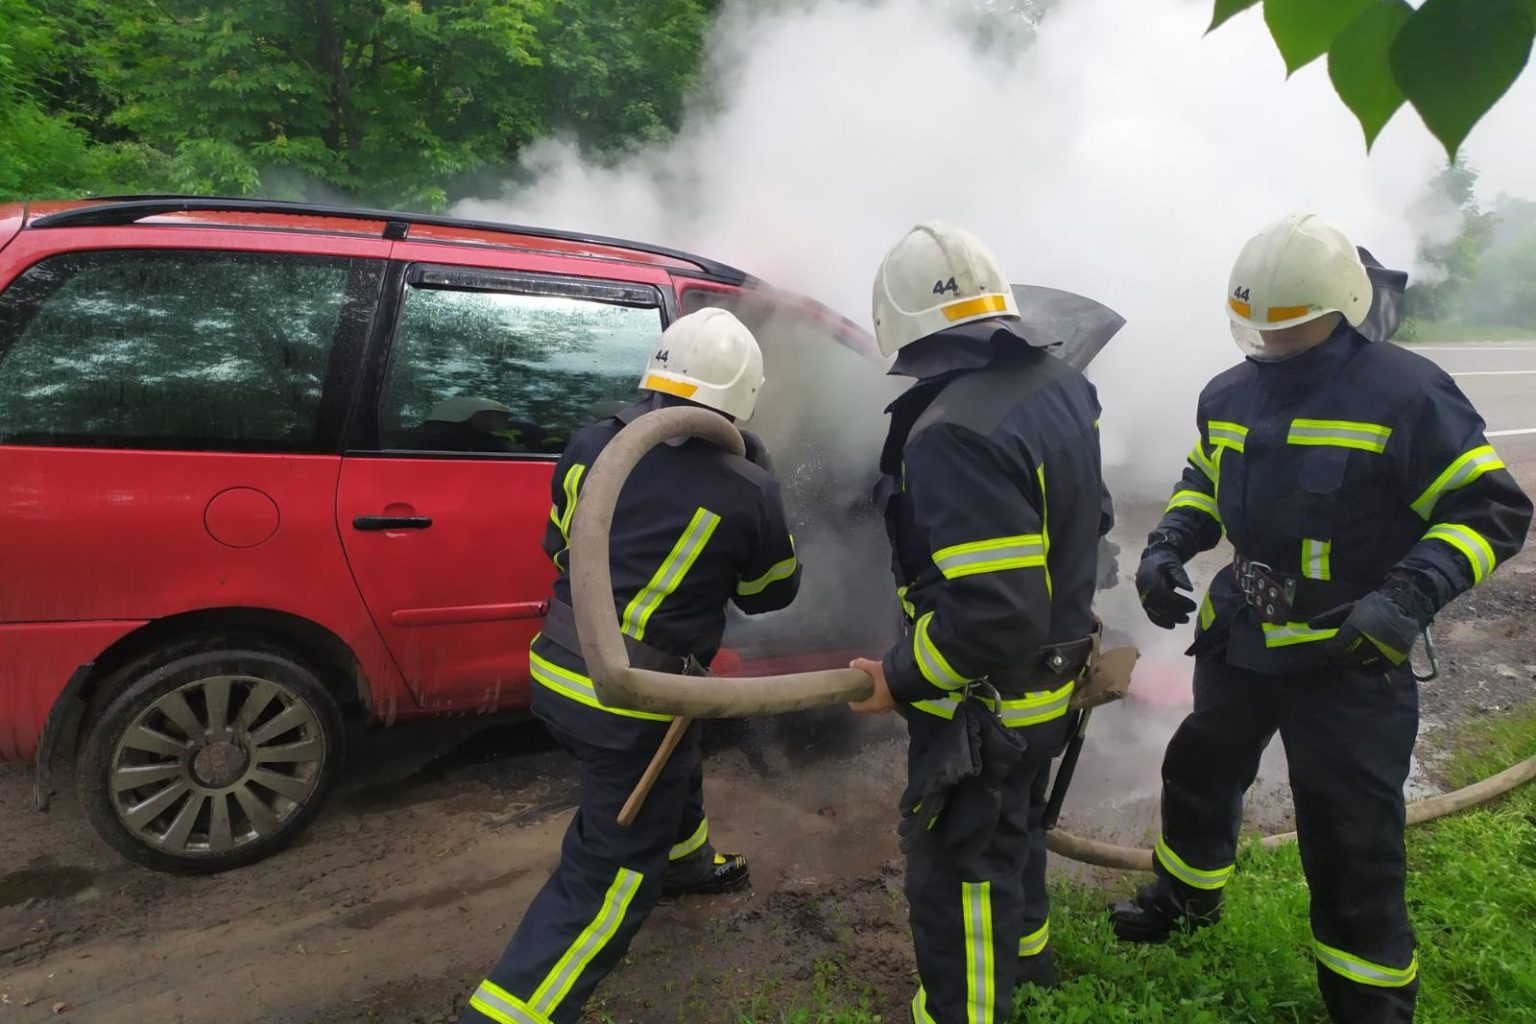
[1016,948,1059,990]
[1109,877,1222,943]
[663,851,750,897]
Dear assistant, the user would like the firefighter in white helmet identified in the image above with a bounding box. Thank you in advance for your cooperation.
[1112,213,1531,1023]
[461,307,801,1024]
[849,222,1113,1022]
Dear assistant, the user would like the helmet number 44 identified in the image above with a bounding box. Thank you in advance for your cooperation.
[932,277,959,296]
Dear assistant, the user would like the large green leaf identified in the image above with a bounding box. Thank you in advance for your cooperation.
[1264,0,1376,74]
[1392,0,1535,159]
[1327,0,1413,148]
[1208,0,1260,33]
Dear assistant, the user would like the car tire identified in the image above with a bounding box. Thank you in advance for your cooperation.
[77,642,344,874]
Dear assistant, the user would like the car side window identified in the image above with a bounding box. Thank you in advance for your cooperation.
[0,250,379,452]
[378,278,664,456]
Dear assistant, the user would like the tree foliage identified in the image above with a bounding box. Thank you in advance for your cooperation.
[1,0,715,208]
[1210,0,1535,159]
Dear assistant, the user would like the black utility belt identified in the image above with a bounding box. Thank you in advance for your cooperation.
[989,636,1093,695]
[540,598,706,674]
[1231,553,1368,625]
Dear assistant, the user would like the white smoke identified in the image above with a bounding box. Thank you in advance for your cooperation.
[457,0,1532,496]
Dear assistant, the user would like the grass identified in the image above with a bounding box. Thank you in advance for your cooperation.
[1398,320,1536,344]
[742,706,1536,1024]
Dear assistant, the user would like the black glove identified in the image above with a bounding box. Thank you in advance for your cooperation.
[898,697,1026,859]
[1136,545,1196,629]
[1309,589,1423,672]
[1096,536,1122,592]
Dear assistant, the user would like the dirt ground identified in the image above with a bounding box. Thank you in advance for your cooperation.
[3,515,1535,1024]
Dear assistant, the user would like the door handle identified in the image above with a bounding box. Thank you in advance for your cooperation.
[353,515,433,531]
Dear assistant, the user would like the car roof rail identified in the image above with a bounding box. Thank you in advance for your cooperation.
[27,195,749,284]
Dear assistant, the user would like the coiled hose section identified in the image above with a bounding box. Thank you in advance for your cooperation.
[568,406,873,717]
[1046,752,1536,870]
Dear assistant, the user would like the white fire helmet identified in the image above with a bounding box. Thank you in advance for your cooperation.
[871,222,1021,356]
[639,307,765,421]
[1226,212,1372,359]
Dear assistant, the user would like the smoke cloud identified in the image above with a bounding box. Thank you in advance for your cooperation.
[457,0,1531,829]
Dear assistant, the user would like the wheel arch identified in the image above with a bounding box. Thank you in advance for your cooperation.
[38,607,372,807]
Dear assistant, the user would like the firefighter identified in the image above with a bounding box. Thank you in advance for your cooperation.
[460,307,801,1024]
[849,222,1112,1023]
[1110,213,1533,1023]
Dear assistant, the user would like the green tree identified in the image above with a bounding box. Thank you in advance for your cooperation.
[88,0,553,207]
[1406,164,1495,324]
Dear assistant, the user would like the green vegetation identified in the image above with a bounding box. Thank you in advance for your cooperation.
[745,707,1536,1023]
[1209,0,1535,159]
[1404,165,1536,341]
[1,0,718,208]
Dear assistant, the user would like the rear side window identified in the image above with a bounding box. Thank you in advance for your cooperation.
[378,274,664,456]
[0,250,381,452]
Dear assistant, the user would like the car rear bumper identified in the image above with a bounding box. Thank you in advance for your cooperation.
[0,620,144,761]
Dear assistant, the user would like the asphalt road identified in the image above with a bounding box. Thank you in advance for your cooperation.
[1405,340,1536,485]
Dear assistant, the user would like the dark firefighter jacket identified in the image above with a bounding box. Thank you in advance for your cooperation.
[1155,321,1533,673]
[533,396,801,748]
[877,320,1112,724]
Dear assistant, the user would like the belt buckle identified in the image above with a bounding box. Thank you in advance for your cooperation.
[1239,559,1295,625]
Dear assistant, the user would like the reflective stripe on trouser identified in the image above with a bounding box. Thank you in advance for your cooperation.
[1017,920,1049,957]
[904,709,1071,1024]
[1156,655,1419,1024]
[460,722,704,1024]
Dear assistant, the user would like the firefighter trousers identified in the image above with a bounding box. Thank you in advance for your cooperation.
[905,709,1071,1024]
[1155,655,1420,1024]
[460,719,711,1024]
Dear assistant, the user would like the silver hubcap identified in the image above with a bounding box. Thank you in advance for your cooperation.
[108,675,326,856]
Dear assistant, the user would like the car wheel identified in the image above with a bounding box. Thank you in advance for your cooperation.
[77,644,344,874]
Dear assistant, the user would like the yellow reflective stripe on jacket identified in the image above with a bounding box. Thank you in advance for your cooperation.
[469,979,552,1024]
[913,612,969,690]
[1313,940,1419,989]
[1302,538,1333,582]
[1200,590,1216,631]
[530,649,673,722]
[553,463,586,541]
[1188,441,1218,483]
[621,507,721,640]
[1167,489,1220,521]
[1037,463,1053,598]
[528,868,643,1014]
[1154,834,1234,890]
[910,680,1075,728]
[1287,418,1393,453]
[1207,420,1248,453]
[1018,920,1050,957]
[1261,622,1339,648]
[669,818,708,861]
[1412,444,1505,519]
[932,534,1046,579]
[897,586,916,620]
[737,552,798,596]
[963,881,995,1024]
[1424,522,1497,584]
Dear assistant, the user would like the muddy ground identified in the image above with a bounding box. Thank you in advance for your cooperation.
[3,515,1534,1024]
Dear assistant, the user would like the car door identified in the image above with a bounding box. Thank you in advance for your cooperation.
[335,262,669,711]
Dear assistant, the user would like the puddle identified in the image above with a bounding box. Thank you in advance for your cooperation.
[0,858,97,908]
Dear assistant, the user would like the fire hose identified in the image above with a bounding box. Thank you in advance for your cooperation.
[568,406,873,824]
[569,407,1536,853]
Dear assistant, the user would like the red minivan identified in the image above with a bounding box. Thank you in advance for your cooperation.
[0,196,894,873]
